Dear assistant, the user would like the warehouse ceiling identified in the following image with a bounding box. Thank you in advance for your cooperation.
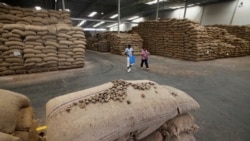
[0,0,235,28]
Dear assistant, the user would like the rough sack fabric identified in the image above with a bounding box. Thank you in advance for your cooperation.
[0,132,20,141]
[0,89,31,134]
[46,80,199,141]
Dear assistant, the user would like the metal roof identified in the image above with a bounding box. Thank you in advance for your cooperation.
[0,0,235,28]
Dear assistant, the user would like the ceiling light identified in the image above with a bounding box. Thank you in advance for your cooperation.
[110,14,118,19]
[93,21,105,27]
[35,6,42,10]
[128,16,139,21]
[88,11,97,17]
[2,3,9,6]
[146,0,167,5]
[83,28,107,31]
[169,6,184,9]
[107,23,118,28]
[77,20,86,27]
[65,9,70,12]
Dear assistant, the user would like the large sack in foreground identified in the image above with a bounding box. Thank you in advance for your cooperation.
[0,132,20,141]
[0,89,31,133]
[165,113,199,137]
[46,80,199,141]
[16,107,34,131]
[166,133,196,141]
[139,131,163,141]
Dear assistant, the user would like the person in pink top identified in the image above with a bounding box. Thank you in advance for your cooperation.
[141,47,149,69]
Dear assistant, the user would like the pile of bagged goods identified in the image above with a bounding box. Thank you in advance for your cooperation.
[0,80,200,141]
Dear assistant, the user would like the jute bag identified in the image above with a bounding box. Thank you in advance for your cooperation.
[0,132,20,141]
[0,89,31,133]
[46,80,199,141]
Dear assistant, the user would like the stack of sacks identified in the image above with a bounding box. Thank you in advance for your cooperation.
[109,33,143,55]
[140,113,198,141]
[132,19,249,61]
[0,89,39,141]
[0,4,15,24]
[23,25,58,73]
[206,26,249,58]
[97,39,110,52]
[0,3,72,26]
[71,26,86,68]
[46,79,200,141]
[96,32,111,52]
[57,24,86,69]
[211,25,250,55]
[132,19,215,61]
[0,24,25,75]
[0,24,86,76]
[86,36,98,51]
[86,32,111,52]
[184,25,216,61]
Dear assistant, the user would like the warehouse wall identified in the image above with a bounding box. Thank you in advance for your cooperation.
[201,1,236,25]
[233,0,250,25]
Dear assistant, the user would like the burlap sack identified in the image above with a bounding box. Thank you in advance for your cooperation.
[25,35,41,41]
[73,48,84,52]
[58,33,71,39]
[46,80,199,141]
[139,131,163,141]
[5,58,23,64]
[165,113,199,137]
[44,41,59,48]
[5,41,24,47]
[16,107,34,131]
[59,40,73,45]
[0,132,20,141]
[0,89,31,133]
[25,25,43,32]
[2,24,24,30]
[0,45,8,51]
[56,24,71,32]
[14,121,39,141]
[11,29,25,36]
[166,133,196,141]
[25,58,42,63]
[73,40,86,45]
[14,131,29,141]
[24,31,36,36]
[0,66,8,71]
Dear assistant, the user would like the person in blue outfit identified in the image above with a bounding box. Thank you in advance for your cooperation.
[124,44,134,72]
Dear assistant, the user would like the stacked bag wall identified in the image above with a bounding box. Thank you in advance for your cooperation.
[0,24,86,76]
[0,3,72,26]
[87,32,143,55]
[210,25,250,55]
[132,19,249,61]
[0,3,86,76]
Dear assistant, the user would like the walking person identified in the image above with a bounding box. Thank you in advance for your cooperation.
[124,44,134,72]
[141,47,149,70]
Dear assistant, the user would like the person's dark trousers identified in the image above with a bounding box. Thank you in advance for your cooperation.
[141,59,149,68]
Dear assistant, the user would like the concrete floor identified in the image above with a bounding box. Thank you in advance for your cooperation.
[0,50,250,141]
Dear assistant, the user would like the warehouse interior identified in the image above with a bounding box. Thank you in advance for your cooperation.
[0,0,250,141]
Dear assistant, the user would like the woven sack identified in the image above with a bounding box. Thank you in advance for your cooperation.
[0,89,30,133]
[16,107,34,131]
[139,131,163,141]
[0,132,20,141]
[46,80,199,141]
